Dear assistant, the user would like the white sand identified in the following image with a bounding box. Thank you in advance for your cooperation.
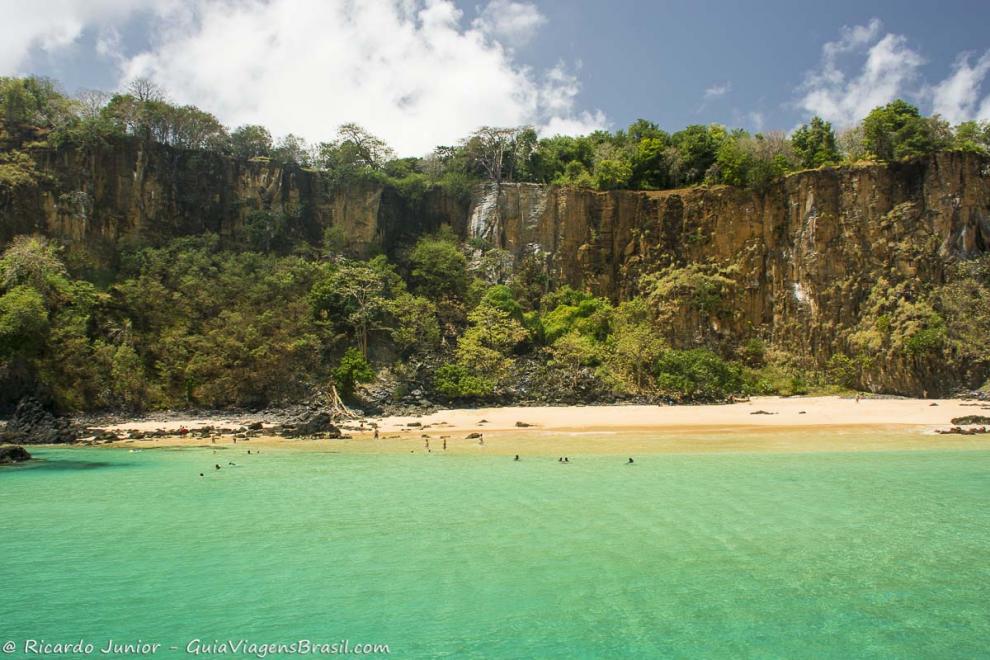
[373,396,986,433]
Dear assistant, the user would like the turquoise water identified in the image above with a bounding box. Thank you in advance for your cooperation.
[2,445,989,658]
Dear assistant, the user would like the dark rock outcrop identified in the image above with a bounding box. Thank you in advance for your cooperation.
[2,397,78,444]
[950,415,990,425]
[0,445,32,464]
[279,411,343,438]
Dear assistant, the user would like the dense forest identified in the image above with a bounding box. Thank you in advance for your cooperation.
[1,76,989,413]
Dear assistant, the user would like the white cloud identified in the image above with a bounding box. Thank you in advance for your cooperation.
[930,51,990,123]
[472,0,546,47]
[797,19,925,126]
[118,0,606,154]
[0,0,605,155]
[748,111,765,131]
[0,0,146,74]
[704,82,731,100]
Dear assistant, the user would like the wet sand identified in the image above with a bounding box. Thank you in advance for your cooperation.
[102,396,990,456]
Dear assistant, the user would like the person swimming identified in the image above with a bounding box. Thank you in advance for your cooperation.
[627,458,634,464]
[215,464,221,470]
[514,454,520,461]
[564,457,570,463]
[199,473,204,477]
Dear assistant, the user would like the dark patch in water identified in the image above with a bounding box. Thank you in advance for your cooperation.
[2,457,127,473]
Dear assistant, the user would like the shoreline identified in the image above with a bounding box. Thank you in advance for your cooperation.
[50,396,989,456]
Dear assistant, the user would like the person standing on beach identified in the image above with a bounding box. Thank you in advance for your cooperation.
[443,438,447,451]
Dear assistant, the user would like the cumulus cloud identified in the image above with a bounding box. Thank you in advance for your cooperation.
[930,51,990,123]
[797,19,925,126]
[1,0,605,155]
[0,0,146,74]
[472,0,546,47]
[704,82,731,100]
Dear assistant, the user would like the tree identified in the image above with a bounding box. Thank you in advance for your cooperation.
[791,117,840,168]
[314,123,395,176]
[127,78,165,103]
[271,133,310,165]
[862,100,935,160]
[0,76,75,132]
[230,124,274,159]
[631,136,671,188]
[952,120,990,154]
[604,298,666,392]
[409,235,468,300]
[0,285,49,357]
[655,349,743,401]
[0,235,68,298]
[593,158,633,190]
[670,124,726,185]
[309,260,395,357]
[333,347,374,395]
[463,126,533,183]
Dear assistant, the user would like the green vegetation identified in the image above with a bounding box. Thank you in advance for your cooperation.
[1,74,988,410]
[5,74,990,203]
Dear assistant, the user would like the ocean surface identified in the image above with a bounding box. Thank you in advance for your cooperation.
[2,444,989,658]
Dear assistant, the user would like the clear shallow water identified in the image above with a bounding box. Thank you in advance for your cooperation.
[2,445,989,659]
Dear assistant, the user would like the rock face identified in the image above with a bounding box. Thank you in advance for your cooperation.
[279,410,343,438]
[463,154,990,393]
[0,445,32,464]
[3,141,989,396]
[3,397,79,444]
[1,137,466,259]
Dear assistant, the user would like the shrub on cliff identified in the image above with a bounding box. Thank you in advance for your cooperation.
[540,288,612,344]
[0,285,49,357]
[434,363,493,399]
[655,349,744,402]
[334,348,375,396]
[409,235,468,300]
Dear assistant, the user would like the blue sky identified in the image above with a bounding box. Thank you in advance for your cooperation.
[3,0,989,154]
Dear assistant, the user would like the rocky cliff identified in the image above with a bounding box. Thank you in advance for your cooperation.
[3,140,988,394]
[0,137,465,259]
[465,153,990,392]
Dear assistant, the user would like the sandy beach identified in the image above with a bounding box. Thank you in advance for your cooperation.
[98,396,990,455]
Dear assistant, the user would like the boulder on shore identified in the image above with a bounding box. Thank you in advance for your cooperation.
[0,445,32,464]
[2,397,78,444]
[951,415,990,425]
[280,411,343,438]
